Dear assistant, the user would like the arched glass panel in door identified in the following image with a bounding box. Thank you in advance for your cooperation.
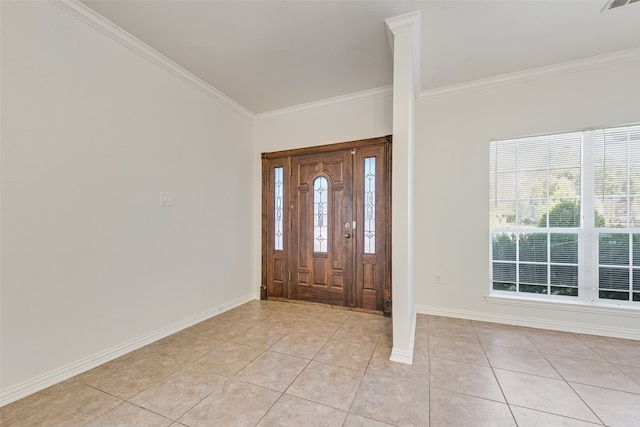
[313,176,329,253]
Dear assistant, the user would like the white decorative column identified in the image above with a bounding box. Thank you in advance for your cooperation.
[385,10,420,364]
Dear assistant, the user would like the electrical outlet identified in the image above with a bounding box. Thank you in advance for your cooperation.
[434,273,443,285]
[160,192,174,206]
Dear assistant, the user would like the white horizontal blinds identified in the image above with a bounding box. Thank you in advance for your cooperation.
[594,125,640,302]
[274,167,284,251]
[490,141,517,291]
[548,134,582,226]
[490,133,582,228]
[490,132,582,297]
[595,127,632,227]
[490,142,516,227]
[632,126,640,229]
[545,133,582,297]
[516,136,548,227]
[635,233,640,301]
[517,137,548,293]
[632,127,640,302]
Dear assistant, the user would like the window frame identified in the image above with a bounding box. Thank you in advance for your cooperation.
[489,124,640,308]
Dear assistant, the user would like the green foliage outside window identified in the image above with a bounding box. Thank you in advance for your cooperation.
[493,201,603,296]
[536,200,605,228]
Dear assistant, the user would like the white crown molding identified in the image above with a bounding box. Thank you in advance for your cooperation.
[0,294,256,407]
[415,301,640,341]
[419,46,640,101]
[49,0,255,120]
[255,86,393,120]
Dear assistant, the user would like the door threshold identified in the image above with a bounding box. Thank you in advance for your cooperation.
[265,297,387,317]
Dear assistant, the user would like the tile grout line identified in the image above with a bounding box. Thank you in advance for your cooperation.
[259,307,346,419]
[531,333,618,425]
[471,321,520,427]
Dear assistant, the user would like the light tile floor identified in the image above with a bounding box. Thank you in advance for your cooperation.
[2,300,640,426]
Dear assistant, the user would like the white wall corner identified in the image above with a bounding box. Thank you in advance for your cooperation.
[387,8,422,368]
[0,294,256,407]
[48,0,255,120]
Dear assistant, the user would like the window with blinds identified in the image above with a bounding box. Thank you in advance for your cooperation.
[490,124,640,304]
[594,126,640,302]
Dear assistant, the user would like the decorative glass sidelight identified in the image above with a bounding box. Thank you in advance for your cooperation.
[314,176,329,252]
[274,167,284,250]
[364,157,376,254]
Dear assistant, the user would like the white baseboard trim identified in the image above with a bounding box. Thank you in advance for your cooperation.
[415,304,640,341]
[0,293,256,407]
[390,310,416,365]
[389,348,413,365]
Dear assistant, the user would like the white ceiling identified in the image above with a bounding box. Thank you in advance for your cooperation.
[81,0,640,114]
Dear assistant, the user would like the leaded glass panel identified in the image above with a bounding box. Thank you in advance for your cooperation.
[364,157,376,254]
[313,176,328,253]
[274,167,284,250]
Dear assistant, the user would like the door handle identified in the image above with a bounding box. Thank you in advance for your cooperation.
[344,233,351,239]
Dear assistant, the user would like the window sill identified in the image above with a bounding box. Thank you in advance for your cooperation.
[485,294,640,318]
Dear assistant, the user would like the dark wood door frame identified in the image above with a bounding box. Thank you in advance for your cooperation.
[261,135,392,315]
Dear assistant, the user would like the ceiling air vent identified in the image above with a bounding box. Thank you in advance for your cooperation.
[602,0,640,11]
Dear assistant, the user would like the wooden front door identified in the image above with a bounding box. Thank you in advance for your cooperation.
[290,149,353,306]
[262,136,391,314]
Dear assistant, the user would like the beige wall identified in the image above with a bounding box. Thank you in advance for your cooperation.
[254,91,393,151]
[1,1,254,395]
[414,58,640,336]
